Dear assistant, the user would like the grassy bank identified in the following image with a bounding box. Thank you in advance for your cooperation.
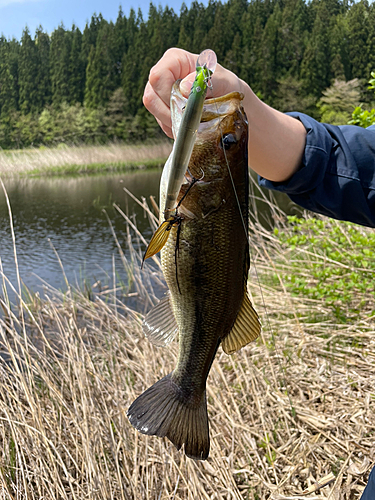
[0,194,373,499]
[0,142,172,176]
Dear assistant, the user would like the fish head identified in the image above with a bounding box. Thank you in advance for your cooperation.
[195,91,248,181]
[165,82,248,220]
[159,82,248,222]
[175,82,248,181]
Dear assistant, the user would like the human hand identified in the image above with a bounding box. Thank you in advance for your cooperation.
[143,48,242,138]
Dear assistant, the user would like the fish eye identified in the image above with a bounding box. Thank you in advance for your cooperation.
[220,133,237,150]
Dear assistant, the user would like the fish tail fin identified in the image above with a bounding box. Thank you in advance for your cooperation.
[127,373,209,460]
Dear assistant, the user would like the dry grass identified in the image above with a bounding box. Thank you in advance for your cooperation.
[0,191,373,499]
[0,142,172,175]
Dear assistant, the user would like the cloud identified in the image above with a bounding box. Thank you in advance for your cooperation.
[0,0,40,7]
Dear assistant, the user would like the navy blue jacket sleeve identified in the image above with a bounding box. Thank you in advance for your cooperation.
[258,113,375,227]
[361,466,375,499]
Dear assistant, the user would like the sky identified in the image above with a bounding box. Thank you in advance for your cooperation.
[0,0,195,40]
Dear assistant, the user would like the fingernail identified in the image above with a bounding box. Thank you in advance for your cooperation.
[180,77,194,96]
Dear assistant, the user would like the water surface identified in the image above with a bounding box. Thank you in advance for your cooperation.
[0,170,162,299]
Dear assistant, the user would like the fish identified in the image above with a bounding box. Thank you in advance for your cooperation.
[127,81,261,460]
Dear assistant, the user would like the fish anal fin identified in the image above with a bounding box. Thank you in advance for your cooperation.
[222,291,261,355]
[143,293,178,347]
[127,374,210,460]
[143,219,174,262]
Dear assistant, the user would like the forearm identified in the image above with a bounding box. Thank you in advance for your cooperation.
[239,80,307,183]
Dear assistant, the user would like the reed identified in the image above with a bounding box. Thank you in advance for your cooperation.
[0,189,373,499]
[0,142,172,176]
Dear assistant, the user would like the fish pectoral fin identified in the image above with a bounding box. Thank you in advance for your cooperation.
[222,291,261,355]
[143,218,174,262]
[142,292,178,347]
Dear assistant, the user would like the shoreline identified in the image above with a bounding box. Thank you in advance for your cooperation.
[0,141,172,177]
[23,158,166,177]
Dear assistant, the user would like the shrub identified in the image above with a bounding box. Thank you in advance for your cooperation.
[274,216,375,322]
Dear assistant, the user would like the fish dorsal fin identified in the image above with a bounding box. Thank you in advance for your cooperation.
[222,291,261,355]
[142,293,179,347]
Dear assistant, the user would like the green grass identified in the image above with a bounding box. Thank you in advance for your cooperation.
[25,158,166,176]
[272,215,375,322]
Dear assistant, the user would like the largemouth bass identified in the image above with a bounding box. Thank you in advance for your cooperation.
[127,82,261,460]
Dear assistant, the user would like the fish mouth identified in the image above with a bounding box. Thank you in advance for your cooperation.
[170,80,246,139]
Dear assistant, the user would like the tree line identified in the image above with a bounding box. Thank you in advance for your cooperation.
[0,0,374,149]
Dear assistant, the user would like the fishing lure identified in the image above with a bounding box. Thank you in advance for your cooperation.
[163,49,217,219]
[143,49,217,262]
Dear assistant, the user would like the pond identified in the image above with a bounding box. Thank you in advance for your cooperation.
[0,169,297,304]
[0,170,162,303]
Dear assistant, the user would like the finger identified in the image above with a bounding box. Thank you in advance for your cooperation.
[155,117,173,139]
[143,81,173,132]
[179,71,196,97]
[148,48,197,107]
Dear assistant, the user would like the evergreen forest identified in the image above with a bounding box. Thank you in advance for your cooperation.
[0,0,374,149]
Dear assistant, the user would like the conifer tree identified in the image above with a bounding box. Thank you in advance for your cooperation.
[190,1,210,54]
[126,8,138,48]
[260,4,282,101]
[18,27,38,114]
[206,3,227,62]
[300,0,336,97]
[329,14,349,81]
[177,3,192,49]
[347,0,370,81]
[35,26,51,109]
[147,4,164,62]
[241,1,266,91]
[84,21,119,108]
[50,25,73,106]
[222,0,247,62]
[224,32,242,76]
[69,26,85,104]
[81,13,105,61]
[277,0,307,77]
[135,10,154,112]
[161,7,179,55]
[113,6,128,81]
[121,10,147,116]
[366,4,375,80]
[0,37,18,116]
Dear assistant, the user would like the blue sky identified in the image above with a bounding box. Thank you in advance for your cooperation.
[0,0,193,40]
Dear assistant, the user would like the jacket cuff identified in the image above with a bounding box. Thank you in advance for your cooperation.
[258,112,334,194]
